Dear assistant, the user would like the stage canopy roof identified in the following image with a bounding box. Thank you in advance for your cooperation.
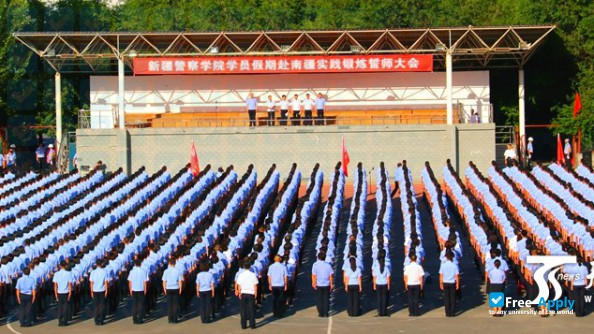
[14,25,555,73]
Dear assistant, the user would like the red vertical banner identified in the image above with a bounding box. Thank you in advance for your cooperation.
[342,137,350,177]
[190,140,200,176]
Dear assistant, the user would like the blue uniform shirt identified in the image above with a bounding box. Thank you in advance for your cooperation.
[128,266,148,292]
[312,260,333,287]
[246,97,258,110]
[439,261,459,284]
[195,271,215,292]
[314,97,326,110]
[52,269,72,294]
[16,274,36,295]
[162,266,183,290]
[372,264,390,285]
[267,262,288,287]
[89,268,108,292]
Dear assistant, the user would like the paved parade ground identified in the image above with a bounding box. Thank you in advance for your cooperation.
[2,189,592,334]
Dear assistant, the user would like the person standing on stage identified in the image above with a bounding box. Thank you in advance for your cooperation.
[53,261,72,326]
[128,259,149,324]
[303,93,314,126]
[89,260,109,326]
[311,252,333,317]
[16,267,36,327]
[439,252,460,317]
[265,95,276,126]
[162,258,183,324]
[236,261,258,329]
[268,255,288,318]
[314,93,326,125]
[279,95,289,126]
[290,94,301,126]
[196,261,215,324]
[246,93,258,127]
[403,253,424,316]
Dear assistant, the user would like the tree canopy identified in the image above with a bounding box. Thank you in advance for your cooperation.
[2,0,593,152]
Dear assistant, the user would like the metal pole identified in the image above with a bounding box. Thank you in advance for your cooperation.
[55,72,62,147]
[446,51,453,124]
[118,57,125,129]
[518,68,526,141]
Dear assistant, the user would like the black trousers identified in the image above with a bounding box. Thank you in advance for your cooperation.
[93,292,106,324]
[198,291,212,323]
[271,286,285,317]
[443,283,457,316]
[166,289,179,323]
[407,285,421,316]
[304,110,313,125]
[19,294,33,326]
[280,110,288,126]
[248,110,256,127]
[572,286,586,317]
[267,111,275,126]
[292,110,301,126]
[316,286,330,317]
[131,291,144,323]
[240,293,256,329]
[57,293,69,325]
[316,108,325,125]
[347,285,360,316]
[376,284,389,316]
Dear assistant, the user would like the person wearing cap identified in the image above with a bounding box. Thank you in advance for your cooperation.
[5,144,17,173]
[35,143,45,172]
[564,138,572,165]
[46,144,56,171]
[526,137,534,167]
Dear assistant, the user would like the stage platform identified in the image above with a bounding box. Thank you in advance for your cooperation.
[76,123,495,180]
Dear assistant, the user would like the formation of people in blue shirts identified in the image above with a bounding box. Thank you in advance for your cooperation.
[0,157,593,328]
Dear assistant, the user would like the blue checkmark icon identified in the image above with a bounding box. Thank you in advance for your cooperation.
[489,292,504,307]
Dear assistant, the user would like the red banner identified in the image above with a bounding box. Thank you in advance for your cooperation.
[133,54,433,75]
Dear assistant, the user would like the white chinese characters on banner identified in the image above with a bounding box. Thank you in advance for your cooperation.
[140,56,426,74]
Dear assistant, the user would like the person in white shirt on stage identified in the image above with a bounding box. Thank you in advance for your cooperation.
[314,93,326,125]
[290,94,301,126]
[279,95,289,126]
[303,93,314,126]
[265,95,276,126]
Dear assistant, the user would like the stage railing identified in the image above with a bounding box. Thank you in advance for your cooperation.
[150,115,451,128]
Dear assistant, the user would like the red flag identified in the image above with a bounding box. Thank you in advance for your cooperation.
[574,93,582,154]
[573,92,581,117]
[342,137,350,177]
[556,134,564,164]
[190,141,200,176]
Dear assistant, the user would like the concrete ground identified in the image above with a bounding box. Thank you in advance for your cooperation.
[2,187,592,334]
